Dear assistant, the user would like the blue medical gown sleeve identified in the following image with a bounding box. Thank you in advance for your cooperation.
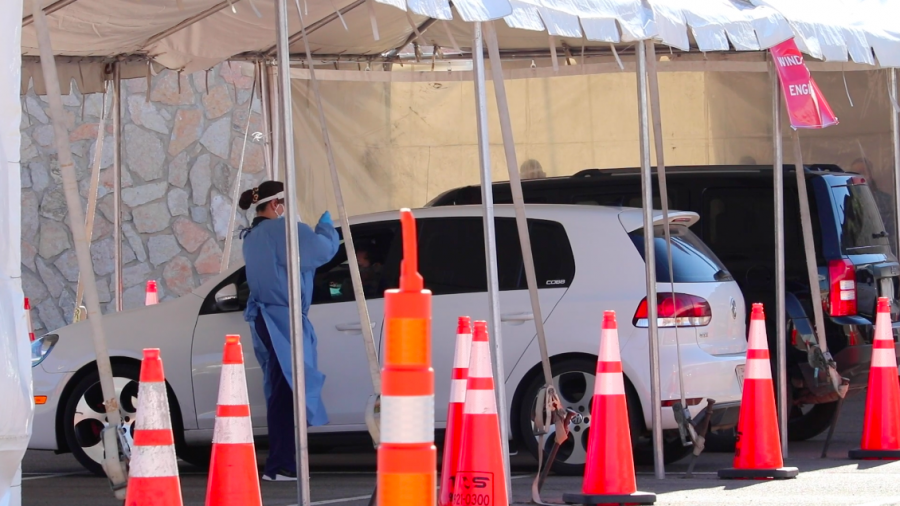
[297,217,339,270]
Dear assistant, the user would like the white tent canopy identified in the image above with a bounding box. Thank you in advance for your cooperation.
[19,0,900,89]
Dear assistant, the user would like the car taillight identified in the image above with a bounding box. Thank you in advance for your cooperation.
[633,293,712,328]
[828,259,857,316]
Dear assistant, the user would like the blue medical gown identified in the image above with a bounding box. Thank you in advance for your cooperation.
[242,215,339,427]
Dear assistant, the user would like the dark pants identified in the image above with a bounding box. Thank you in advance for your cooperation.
[254,313,296,476]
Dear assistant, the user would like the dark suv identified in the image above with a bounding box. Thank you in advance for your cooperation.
[428,164,900,441]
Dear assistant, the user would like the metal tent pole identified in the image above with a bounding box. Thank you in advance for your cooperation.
[31,0,129,497]
[892,69,900,260]
[113,63,123,312]
[275,0,311,503]
[472,22,511,498]
[259,60,274,180]
[269,63,282,182]
[771,60,788,458]
[636,39,664,480]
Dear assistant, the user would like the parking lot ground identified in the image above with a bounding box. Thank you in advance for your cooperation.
[20,394,900,505]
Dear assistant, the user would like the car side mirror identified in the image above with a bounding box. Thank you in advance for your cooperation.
[216,284,240,312]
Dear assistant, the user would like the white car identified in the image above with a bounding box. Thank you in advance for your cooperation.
[29,204,747,476]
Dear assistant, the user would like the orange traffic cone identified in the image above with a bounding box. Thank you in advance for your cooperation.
[439,316,472,506]
[377,209,437,506]
[455,320,508,506]
[125,349,184,506]
[849,297,900,459]
[206,335,262,506]
[719,303,798,479]
[563,311,655,505]
[24,298,35,342]
[145,280,159,306]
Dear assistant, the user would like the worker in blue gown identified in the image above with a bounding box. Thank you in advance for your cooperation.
[238,180,339,482]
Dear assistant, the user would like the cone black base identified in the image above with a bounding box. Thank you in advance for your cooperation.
[717,467,799,479]
[849,449,900,460]
[563,491,657,505]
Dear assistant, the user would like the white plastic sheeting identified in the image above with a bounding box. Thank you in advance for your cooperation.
[1,0,32,503]
[17,0,900,79]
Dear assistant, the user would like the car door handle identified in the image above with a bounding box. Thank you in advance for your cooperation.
[501,312,534,323]
[335,322,377,333]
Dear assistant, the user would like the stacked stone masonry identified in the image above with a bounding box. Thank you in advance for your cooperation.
[21,63,266,333]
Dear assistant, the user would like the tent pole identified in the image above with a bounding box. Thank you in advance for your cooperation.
[770,60,788,458]
[473,22,511,498]
[275,0,311,503]
[31,0,129,497]
[259,60,274,180]
[269,63,282,182]
[636,39,664,480]
[113,63,123,312]
[892,69,900,260]
[290,0,382,441]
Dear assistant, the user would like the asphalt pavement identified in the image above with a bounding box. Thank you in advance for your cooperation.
[20,394,900,505]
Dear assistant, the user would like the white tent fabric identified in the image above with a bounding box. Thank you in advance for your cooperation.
[18,0,900,79]
[2,0,32,503]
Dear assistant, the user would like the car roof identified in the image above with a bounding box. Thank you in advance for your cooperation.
[427,163,852,204]
[193,203,699,296]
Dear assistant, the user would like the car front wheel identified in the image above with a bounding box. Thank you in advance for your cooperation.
[63,363,142,476]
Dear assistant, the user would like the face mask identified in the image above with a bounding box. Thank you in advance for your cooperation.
[275,203,285,218]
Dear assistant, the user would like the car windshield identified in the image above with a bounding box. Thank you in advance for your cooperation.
[629,225,733,283]
[831,183,892,254]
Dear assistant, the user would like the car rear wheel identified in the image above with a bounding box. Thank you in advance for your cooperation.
[517,357,691,476]
[63,363,141,476]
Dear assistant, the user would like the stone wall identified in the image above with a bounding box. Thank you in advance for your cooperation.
[20,62,266,333]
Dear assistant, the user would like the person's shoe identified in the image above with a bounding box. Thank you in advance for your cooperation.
[262,469,297,482]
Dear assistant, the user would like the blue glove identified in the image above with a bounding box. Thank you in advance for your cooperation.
[320,210,333,226]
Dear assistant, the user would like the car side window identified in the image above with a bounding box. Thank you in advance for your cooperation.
[416,217,575,296]
[199,268,248,315]
[312,222,401,304]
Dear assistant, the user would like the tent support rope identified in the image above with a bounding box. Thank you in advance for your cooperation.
[74,82,110,321]
[292,0,382,438]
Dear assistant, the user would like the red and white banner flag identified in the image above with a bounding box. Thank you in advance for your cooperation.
[770,39,839,129]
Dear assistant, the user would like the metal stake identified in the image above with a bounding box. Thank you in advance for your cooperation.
[275,0,311,502]
[113,63,123,312]
[771,60,789,458]
[636,39,665,480]
[473,22,511,498]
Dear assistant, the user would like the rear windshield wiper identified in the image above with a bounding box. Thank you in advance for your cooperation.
[873,231,888,239]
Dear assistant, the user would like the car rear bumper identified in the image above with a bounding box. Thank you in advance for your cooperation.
[708,401,741,432]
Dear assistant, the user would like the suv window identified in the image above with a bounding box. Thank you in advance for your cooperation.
[417,217,576,296]
[831,183,892,255]
[629,225,732,283]
[312,222,400,304]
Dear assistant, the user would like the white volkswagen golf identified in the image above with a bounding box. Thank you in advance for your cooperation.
[29,204,747,476]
